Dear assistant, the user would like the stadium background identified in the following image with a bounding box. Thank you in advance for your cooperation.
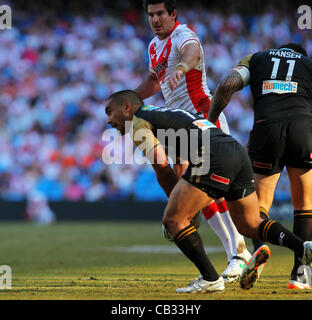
[0,0,310,222]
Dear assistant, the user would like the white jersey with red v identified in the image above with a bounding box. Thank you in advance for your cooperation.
[148,21,227,130]
[148,23,247,269]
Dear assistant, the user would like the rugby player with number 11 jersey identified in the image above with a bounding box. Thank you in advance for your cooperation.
[208,43,312,289]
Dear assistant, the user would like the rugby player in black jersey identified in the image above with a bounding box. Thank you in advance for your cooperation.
[105,89,312,292]
[208,43,312,290]
[135,0,251,281]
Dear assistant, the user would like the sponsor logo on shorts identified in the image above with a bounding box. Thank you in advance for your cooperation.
[210,173,230,185]
[262,80,297,95]
[253,161,273,169]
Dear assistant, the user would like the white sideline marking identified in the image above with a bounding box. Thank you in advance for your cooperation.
[106,245,224,254]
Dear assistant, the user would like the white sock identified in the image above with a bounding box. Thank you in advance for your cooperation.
[208,212,233,261]
[203,203,233,261]
[220,210,248,258]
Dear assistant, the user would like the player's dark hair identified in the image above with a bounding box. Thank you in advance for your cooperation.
[143,0,177,16]
[107,90,144,108]
[278,43,307,56]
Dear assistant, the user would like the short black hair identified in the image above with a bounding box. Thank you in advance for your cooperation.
[278,43,307,56]
[107,90,144,108]
[143,0,177,16]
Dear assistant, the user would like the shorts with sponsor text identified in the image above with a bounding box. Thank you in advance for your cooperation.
[182,133,255,201]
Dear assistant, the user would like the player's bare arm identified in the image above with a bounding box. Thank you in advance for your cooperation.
[147,144,179,197]
[168,43,200,91]
[208,70,244,124]
[135,71,161,99]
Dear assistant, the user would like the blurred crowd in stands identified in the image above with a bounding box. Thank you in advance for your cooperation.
[0,0,310,202]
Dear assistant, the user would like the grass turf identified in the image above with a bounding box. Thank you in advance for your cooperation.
[0,221,310,300]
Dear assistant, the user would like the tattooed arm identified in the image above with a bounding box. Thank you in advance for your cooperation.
[208,70,245,124]
[208,54,252,123]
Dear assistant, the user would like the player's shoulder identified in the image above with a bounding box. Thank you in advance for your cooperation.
[237,53,254,68]
[237,50,266,68]
[131,113,153,140]
[173,23,198,38]
[135,105,162,122]
[171,24,201,50]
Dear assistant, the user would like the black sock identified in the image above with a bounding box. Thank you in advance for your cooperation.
[292,210,312,273]
[258,219,304,258]
[252,206,269,252]
[174,225,219,281]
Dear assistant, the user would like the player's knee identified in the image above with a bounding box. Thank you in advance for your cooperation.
[234,219,260,239]
[163,212,188,235]
[162,214,178,232]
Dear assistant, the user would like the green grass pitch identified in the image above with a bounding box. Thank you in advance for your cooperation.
[0,220,310,300]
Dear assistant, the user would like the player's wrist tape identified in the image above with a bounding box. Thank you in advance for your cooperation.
[233,66,250,87]
[175,62,190,74]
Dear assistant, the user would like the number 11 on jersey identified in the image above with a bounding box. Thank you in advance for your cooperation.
[270,57,296,81]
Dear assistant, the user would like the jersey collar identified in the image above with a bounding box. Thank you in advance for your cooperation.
[279,48,297,54]
[158,21,180,40]
[169,21,180,36]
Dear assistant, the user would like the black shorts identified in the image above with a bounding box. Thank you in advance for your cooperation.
[182,133,255,201]
[248,115,312,175]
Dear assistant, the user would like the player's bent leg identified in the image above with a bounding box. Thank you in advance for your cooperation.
[162,210,202,242]
[252,173,280,251]
[163,179,224,293]
[162,160,200,242]
[254,173,281,211]
[226,191,312,289]
[226,192,262,239]
[163,179,214,237]
[287,166,312,289]
[225,192,271,289]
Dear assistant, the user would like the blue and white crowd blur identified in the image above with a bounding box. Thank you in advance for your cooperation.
[0,1,310,202]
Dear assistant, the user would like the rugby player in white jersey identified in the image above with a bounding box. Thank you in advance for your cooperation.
[134,0,251,281]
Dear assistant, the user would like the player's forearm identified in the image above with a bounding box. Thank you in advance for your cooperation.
[177,44,200,73]
[152,164,179,198]
[135,73,161,100]
[169,44,200,90]
[208,70,244,124]
[208,84,232,124]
